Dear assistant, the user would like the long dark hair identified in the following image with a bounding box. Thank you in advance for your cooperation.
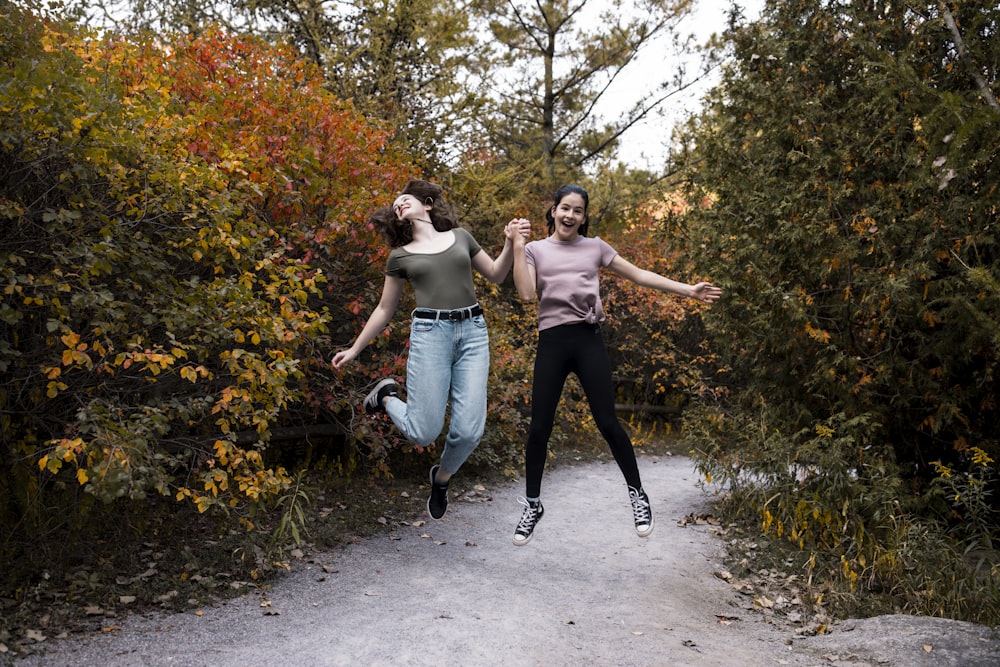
[370,179,459,248]
[545,184,590,237]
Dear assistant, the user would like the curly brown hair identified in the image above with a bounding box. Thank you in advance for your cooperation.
[370,179,459,248]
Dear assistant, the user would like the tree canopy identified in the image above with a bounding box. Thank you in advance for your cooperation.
[482,0,699,182]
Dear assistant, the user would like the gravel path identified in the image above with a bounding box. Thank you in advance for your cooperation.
[17,455,1000,666]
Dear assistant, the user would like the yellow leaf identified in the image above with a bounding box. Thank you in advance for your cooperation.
[38,455,49,471]
[77,468,89,485]
[46,381,67,398]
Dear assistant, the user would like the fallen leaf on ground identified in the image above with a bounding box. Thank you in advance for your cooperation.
[156,591,179,603]
[755,596,775,609]
[677,513,721,526]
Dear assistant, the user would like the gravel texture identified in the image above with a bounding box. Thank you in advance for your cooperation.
[16,454,1000,666]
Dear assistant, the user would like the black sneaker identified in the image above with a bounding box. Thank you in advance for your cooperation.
[363,379,398,415]
[512,497,544,546]
[628,486,653,537]
[427,465,449,520]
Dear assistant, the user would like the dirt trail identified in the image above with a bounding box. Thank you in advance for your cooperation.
[16,455,999,666]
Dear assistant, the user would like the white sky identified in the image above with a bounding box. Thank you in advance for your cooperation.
[600,0,766,169]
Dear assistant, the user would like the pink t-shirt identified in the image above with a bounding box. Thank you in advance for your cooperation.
[524,236,618,331]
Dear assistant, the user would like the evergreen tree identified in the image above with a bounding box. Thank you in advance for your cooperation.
[679,0,998,492]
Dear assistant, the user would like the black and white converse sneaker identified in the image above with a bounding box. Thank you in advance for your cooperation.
[628,486,653,537]
[512,497,544,546]
[363,379,398,414]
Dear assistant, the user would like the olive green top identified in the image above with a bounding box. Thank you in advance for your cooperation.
[385,228,482,310]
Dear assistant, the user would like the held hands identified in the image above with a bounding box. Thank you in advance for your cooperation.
[505,218,531,244]
[689,282,723,304]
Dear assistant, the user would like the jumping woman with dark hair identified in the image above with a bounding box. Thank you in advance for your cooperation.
[332,179,530,520]
[509,184,722,545]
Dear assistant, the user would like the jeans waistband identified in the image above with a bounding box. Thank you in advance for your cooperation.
[413,304,483,321]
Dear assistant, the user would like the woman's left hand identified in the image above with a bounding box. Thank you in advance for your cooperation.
[690,282,723,303]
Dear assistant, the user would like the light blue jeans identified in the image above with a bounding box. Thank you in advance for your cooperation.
[385,311,490,475]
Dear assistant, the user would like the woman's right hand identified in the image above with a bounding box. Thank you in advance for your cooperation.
[331,348,357,370]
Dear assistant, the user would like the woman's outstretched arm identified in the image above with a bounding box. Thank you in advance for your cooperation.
[607,256,722,303]
[331,276,405,369]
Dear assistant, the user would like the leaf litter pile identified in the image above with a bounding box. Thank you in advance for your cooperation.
[678,511,836,639]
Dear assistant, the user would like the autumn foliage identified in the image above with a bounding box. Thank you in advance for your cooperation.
[0,8,424,550]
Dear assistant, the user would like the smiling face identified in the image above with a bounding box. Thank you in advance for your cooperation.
[549,192,588,241]
[391,194,428,222]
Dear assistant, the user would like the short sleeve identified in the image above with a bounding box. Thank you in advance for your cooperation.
[596,237,618,267]
[524,241,537,267]
[453,227,482,258]
[385,249,406,279]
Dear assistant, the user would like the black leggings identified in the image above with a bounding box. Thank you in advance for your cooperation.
[524,322,642,498]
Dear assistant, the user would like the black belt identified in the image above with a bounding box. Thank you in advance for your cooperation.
[413,305,483,321]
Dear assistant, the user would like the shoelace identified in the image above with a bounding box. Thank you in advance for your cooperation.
[629,487,651,525]
[515,497,541,533]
